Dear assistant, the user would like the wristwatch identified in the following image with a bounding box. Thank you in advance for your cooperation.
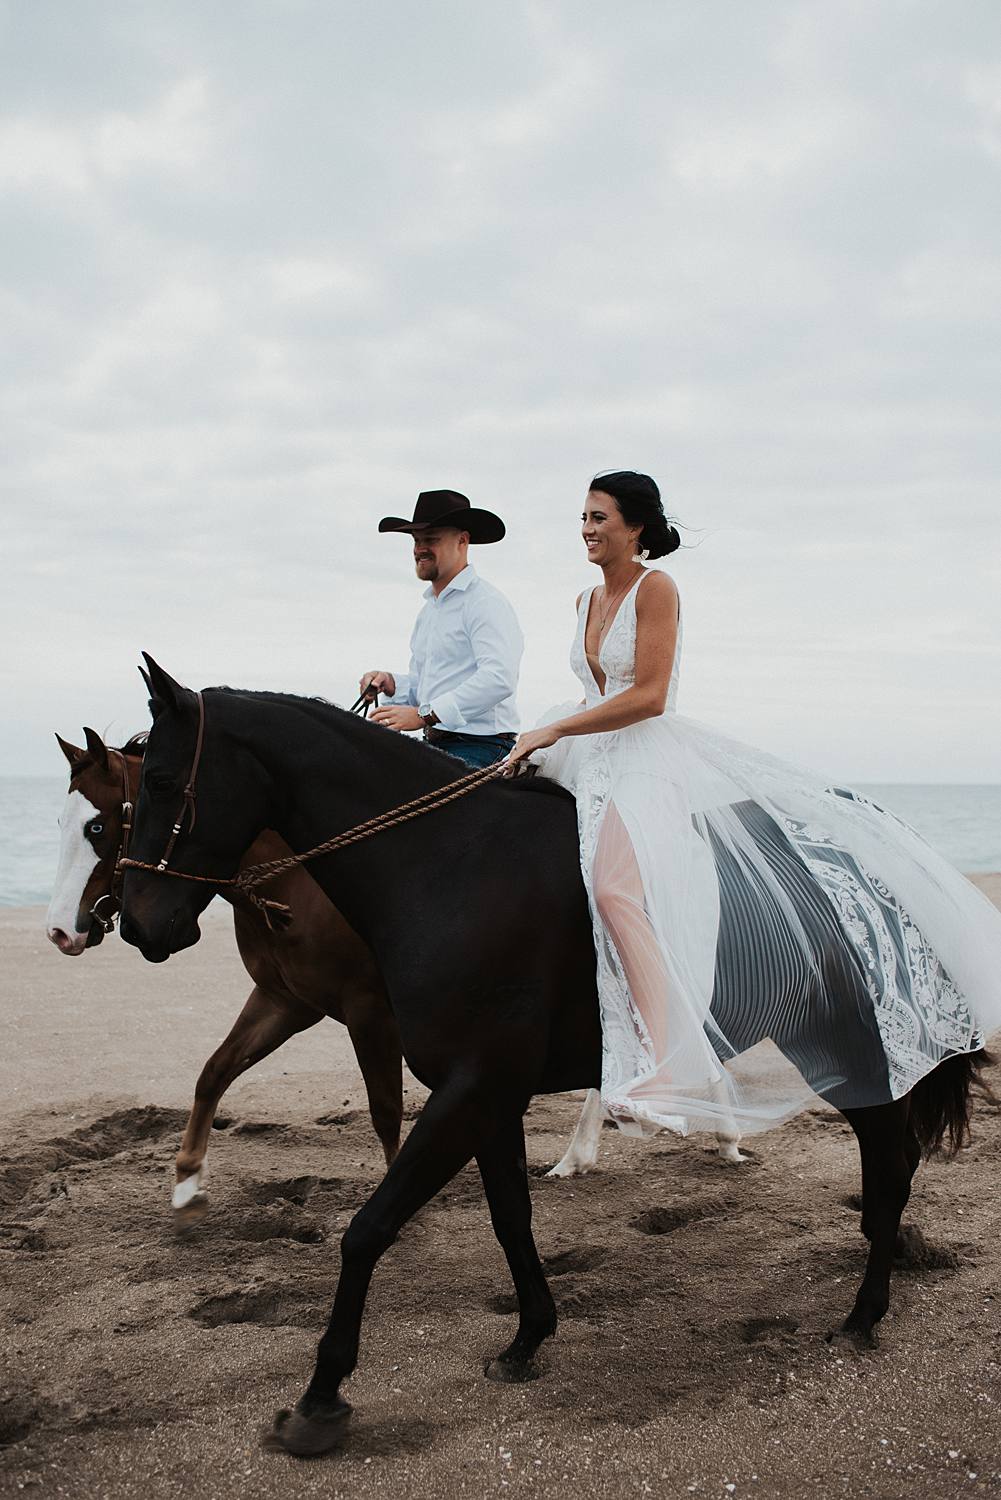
[418,703,439,729]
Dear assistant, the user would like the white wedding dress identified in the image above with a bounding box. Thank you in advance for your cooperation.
[534,571,1001,1137]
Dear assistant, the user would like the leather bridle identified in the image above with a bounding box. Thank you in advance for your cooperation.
[151,689,207,875]
[141,688,373,880]
[115,686,511,928]
[88,746,135,935]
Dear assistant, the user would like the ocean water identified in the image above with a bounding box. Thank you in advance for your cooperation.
[4,776,1001,909]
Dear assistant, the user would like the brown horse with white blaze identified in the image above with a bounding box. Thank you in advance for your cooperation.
[47,727,404,1220]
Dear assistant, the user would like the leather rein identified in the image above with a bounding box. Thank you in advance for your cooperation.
[115,690,509,929]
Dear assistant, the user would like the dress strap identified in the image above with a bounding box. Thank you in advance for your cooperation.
[619,568,651,625]
[630,568,681,623]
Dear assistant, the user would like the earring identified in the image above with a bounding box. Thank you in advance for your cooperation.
[632,546,650,563]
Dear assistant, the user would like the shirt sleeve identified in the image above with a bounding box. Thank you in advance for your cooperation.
[386,613,423,707]
[429,590,523,730]
[386,673,416,706]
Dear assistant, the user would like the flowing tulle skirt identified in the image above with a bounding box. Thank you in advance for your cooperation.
[534,707,1001,1137]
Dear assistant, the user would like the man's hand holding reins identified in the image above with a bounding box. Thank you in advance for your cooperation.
[360,670,396,698]
[371,705,423,732]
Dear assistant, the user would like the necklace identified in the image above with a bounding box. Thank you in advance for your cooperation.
[596,569,643,634]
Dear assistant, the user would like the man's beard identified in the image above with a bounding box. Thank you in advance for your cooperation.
[415,557,438,580]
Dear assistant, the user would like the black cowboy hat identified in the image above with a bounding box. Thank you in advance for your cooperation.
[378,489,505,544]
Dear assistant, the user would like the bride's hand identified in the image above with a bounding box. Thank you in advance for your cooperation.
[504,724,562,772]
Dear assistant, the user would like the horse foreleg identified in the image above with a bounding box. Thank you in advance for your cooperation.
[341,990,404,1167]
[269,1075,504,1458]
[479,1116,557,1380]
[547,1088,603,1177]
[835,1101,916,1345]
[173,986,320,1225]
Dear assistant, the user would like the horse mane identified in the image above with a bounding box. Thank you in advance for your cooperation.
[144,687,562,800]
[208,687,338,709]
[118,731,149,757]
[205,686,467,780]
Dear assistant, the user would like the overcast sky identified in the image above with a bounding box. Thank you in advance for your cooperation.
[3,0,1000,782]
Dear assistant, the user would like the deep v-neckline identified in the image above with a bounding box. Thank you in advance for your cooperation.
[582,571,646,698]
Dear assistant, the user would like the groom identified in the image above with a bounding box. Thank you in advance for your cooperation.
[360,489,524,770]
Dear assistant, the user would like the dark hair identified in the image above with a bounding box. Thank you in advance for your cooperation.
[588,471,680,559]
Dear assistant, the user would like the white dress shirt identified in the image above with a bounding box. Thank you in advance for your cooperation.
[389,564,523,735]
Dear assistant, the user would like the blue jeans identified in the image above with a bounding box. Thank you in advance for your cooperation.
[425,732,514,769]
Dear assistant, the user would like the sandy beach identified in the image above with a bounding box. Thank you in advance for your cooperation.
[2,877,1000,1499]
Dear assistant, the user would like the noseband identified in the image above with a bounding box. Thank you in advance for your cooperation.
[116,687,510,928]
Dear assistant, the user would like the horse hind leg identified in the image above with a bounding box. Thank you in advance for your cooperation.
[479,1116,557,1380]
[857,1118,920,1250]
[835,1100,916,1345]
[173,986,320,1227]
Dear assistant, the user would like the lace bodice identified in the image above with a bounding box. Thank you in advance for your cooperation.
[571,571,681,711]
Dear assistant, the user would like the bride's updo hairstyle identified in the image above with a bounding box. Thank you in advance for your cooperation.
[589,471,681,560]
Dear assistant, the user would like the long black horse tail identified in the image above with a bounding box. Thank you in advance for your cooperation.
[909,1047,998,1158]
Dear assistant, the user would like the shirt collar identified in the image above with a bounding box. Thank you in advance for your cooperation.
[423,563,477,602]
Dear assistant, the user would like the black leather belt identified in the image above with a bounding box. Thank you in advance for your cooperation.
[424,729,516,747]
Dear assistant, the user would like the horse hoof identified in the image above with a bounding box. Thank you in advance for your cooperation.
[546,1160,588,1179]
[172,1193,209,1233]
[484,1355,542,1384]
[264,1401,352,1457]
[826,1323,878,1351]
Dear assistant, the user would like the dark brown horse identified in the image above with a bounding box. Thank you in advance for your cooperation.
[120,661,993,1458]
[47,727,403,1222]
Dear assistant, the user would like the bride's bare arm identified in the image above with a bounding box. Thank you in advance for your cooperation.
[507,573,679,764]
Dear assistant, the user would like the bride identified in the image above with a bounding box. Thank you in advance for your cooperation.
[507,471,1001,1140]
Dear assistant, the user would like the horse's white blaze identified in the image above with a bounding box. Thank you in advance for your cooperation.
[46,788,101,952]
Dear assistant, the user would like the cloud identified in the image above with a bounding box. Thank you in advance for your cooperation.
[0,75,216,196]
[964,62,1001,160]
[2,0,1000,782]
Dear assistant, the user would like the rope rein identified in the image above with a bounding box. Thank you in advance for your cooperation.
[116,690,513,927]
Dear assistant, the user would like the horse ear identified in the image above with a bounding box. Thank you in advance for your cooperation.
[138,664,153,696]
[82,726,109,770]
[142,653,188,716]
[55,732,86,767]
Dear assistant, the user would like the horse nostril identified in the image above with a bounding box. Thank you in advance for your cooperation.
[48,928,77,954]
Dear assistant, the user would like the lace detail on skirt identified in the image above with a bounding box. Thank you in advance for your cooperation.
[777,809,978,1097]
[532,572,1001,1138]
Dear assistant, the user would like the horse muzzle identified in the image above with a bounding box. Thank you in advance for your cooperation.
[120,907,201,962]
[47,925,90,956]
